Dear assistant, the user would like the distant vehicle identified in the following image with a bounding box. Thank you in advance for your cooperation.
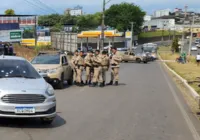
[121,51,148,63]
[31,51,73,89]
[196,44,200,48]
[195,39,200,44]
[191,46,198,51]
[0,56,56,125]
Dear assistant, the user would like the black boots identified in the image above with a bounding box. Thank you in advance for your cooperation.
[89,82,97,87]
[106,81,113,85]
[77,82,84,87]
[114,81,118,86]
[99,82,104,87]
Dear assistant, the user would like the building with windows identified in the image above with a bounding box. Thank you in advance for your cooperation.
[143,19,175,30]
[65,6,83,16]
[154,9,170,17]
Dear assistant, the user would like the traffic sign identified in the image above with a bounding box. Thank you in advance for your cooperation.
[125,31,132,39]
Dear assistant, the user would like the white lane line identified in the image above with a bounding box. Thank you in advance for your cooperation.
[159,62,200,140]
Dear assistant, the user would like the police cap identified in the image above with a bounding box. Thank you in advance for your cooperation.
[102,51,107,54]
[74,50,78,53]
[95,50,100,53]
[88,50,93,53]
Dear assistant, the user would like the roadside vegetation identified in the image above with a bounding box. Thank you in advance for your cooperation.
[139,30,182,38]
[158,46,200,94]
[13,44,53,61]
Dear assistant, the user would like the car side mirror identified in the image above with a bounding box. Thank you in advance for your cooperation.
[39,73,47,78]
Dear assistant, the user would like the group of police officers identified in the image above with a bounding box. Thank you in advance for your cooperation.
[70,47,122,87]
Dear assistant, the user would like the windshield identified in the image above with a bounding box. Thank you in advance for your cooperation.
[31,54,60,64]
[0,59,41,79]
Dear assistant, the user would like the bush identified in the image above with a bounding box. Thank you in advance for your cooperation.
[171,37,179,53]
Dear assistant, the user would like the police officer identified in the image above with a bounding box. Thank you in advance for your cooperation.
[90,50,102,87]
[74,51,85,86]
[70,50,79,85]
[84,50,93,85]
[107,47,122,86]
[101,50,110,87]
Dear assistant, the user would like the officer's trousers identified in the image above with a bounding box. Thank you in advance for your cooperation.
[101,67,108,82]
[76,67,83,83]
[92,67,102,83]
[73,68,77,82]
[111,67,119,82]
[85,66,91,82]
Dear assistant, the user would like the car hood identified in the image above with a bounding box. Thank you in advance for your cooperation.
[0,78,48,90]
[32,64,60,70]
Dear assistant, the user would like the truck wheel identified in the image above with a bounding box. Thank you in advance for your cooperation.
[57,73,64,89]
[136,58,141,63]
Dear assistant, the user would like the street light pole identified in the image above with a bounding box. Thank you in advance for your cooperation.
[34,16,37,48]
[188,16,195,56]
[100,0,106,51]
[130,22,134,52]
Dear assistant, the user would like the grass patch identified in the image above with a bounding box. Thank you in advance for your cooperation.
[139,30,182,38]
[159,49,200,94]
[166,62,200,94]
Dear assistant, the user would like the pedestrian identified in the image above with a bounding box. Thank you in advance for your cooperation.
[70,50,79,85]
[107,47,122,86]
[90,50,102,87]
[8,43,13,55]
[84,50,93,85]
[196,53,200,66]
[101,50,110,87]
[74,51,85,86]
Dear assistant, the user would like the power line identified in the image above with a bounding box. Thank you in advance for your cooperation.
[23,0,52,14]
[34,0,58,13]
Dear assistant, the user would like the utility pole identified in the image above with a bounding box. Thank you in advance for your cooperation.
[100,0,111,51]
[188,15,195,56]
[100,0,106,51]
[34,16,37,48]
[130,22,134,52]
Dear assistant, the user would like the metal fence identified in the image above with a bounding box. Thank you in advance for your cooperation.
[51,32,78,52]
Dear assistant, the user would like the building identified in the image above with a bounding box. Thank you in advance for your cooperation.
[154,9,170,17]
[144,15,151,21]
[143,19,175,30]
[65,6,83,16]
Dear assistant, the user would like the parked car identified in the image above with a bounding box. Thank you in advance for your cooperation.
[31,51,73,89]
[0,56,56,124]
[196,44,200,48]
[191,46,198,51]
[121,51,148,63]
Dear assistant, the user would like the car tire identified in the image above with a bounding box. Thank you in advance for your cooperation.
[40,117,54,125]
[136,58,141,63]
[125,61,128,63]
[67,71,73,85]
[57,73,64,89]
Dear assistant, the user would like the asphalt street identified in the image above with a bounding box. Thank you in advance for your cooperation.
[182,39,200,56]
[0,61,200,140]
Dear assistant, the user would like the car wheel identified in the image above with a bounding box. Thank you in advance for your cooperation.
[125,61,128,63]
[57,73,64,89]
[40,117,55,125]
[67,70,73,85]
[136,58,141,63]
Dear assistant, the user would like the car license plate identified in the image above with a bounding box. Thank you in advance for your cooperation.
[15,107,35,114]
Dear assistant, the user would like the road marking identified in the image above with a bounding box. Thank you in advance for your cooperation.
[159,62,200,140]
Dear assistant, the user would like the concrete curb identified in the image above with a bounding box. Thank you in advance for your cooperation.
[158,54,200,108]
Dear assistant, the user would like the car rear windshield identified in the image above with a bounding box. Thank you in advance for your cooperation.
[31,54,60,64]
[0,59,41,79]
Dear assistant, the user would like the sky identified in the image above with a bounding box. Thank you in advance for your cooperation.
[0,0,200,15]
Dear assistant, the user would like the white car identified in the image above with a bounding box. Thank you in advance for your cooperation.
[191,46,198,51]
[196,44,200,48]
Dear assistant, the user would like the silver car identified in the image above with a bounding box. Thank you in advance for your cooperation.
[0,56,56,124]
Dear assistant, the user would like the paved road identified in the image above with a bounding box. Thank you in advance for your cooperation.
[182,39,200,56]
[0,62,200,140]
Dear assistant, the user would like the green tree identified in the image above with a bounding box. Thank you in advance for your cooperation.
[105,2,145,32]
[4,9,15,15]
[171,37,179,53]
[38,14,62,26]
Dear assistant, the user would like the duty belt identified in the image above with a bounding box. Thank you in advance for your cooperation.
[111,64,117,66]
[93,65,99,68]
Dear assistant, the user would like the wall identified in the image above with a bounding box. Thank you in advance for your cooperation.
[51,32,78,52]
